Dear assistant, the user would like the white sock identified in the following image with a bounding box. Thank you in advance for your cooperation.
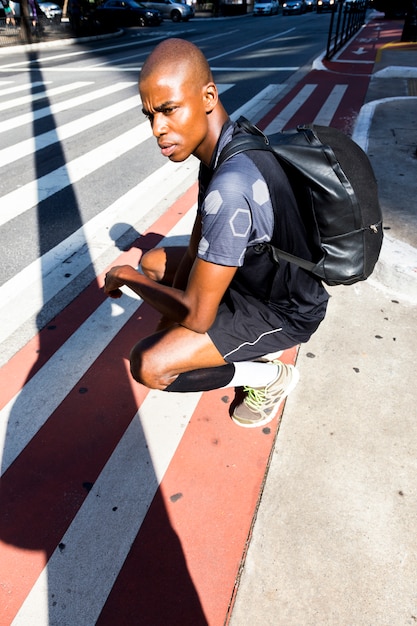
[225,361,280,389]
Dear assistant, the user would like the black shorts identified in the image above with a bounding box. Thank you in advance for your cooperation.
[207,287,314,363]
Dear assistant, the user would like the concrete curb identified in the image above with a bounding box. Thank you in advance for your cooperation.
[369,234,417,305]
[352,94,417,305]
[374,65,417,79]
[352,94,417,153]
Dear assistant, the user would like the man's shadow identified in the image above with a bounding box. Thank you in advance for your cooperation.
[0,53,207,625]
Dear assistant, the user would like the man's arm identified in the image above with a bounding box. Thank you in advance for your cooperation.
[104,257,237,334]
[171,213,202,290]
[104,215,237,333]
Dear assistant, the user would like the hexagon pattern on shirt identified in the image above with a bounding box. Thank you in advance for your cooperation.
[204,189,223,215]
[230,209,251,238]
[198,150,274,267]
[252,178,269,206]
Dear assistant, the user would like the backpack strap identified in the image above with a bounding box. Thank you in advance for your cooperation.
[216,117,317,274]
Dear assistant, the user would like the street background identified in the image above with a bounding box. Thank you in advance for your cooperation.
[1,7,416,625]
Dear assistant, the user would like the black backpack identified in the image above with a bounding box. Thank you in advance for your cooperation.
[217,117,383,287]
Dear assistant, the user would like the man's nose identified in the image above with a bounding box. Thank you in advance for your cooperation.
[152,113,166,137]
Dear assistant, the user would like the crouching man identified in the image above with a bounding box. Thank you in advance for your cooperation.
[104,38,328,428]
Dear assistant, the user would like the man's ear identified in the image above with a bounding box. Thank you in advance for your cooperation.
[203,82,218,113]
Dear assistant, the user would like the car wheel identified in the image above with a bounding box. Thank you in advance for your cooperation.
[171,9,181,21]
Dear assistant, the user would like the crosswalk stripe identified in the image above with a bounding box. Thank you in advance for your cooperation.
[0,84,231,165]
[0,161,197,350]
[0,94,140,168]
[0,81,136,133]
[0,80,258,353]
[231,83,285,122]
[0,80,52,97]
[0,121,154,227]
[0,293,142,475]
[0,207,195,473]
[313,83,348,126]
[263,83,317,134]
[0,81,93,112]
[12,389,202,626]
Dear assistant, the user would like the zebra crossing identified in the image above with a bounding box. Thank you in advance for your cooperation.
[0,70,368,624]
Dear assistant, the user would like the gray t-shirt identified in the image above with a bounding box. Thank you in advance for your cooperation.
[198,123,274,267]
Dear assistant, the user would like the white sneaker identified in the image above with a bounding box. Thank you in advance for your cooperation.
[232,362,299,428]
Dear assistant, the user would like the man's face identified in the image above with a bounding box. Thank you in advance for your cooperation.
[140,67,214,164]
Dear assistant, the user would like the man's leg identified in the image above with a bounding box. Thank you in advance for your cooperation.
[140,246,187,284]
[130,323,231,390]
[129,323,290,393]
[134,246,298,427]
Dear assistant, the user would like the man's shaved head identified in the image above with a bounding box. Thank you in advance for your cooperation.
[140,38,213,88]
[138,38,228,165]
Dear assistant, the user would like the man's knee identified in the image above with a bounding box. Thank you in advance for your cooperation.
[140,248,166,282]
[130,340,152,386]
[130,338,171,390]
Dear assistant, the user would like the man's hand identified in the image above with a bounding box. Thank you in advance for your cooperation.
[103,266,125,299]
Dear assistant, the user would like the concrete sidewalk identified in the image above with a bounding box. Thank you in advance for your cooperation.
[229,32,417,626]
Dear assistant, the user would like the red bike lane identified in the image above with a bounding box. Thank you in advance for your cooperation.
[259,17,403,135]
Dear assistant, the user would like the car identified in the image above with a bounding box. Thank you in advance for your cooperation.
[253,0,279,15]
[282,0,306,15]
[38,1,63,23]
[304,0,316,10]
[316,0,335,12]
[140,0,193,22]
[94,0,163,26]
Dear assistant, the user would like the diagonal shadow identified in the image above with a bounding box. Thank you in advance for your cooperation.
[0,51,207,625]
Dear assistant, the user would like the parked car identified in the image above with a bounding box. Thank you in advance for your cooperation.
[253,0,279,15]
[38,1,62,22]
[140,0,193,21]
[316,0,335,12]
[94,0,162,26]
[282,0,306,15]
[304,0,316,10]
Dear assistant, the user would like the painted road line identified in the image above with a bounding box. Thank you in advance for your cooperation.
[0,82,252,349]
[0,84,234,224]
[0,81,136,134]
[0,292,142,475]
[314,84,348,126]
[231,84,286,122]
[208,28,296,63]
[0,121,154,227]
[263,84,317,134]
[0,81,93,112]
[0,203,196,472]
[0,205,198,623]
[0,161,198,348]
[96,350,297,626]
[0,80,52,96]
[0,95,140,168]
[11,389,202,626]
